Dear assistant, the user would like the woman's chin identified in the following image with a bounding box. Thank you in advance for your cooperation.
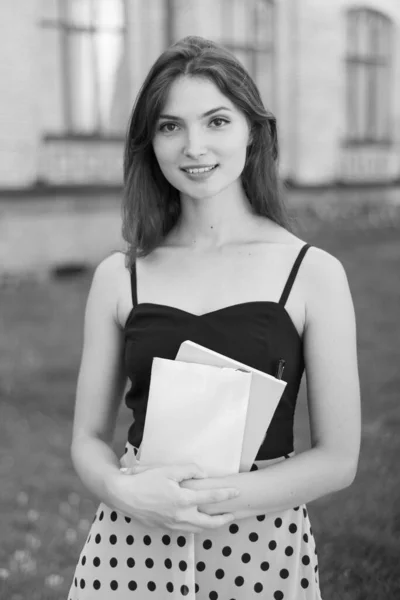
[177,180,234,202]
[180,189,221,202]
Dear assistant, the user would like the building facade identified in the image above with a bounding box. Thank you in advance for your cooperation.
[1,0,400,275]
[1,0,400,191]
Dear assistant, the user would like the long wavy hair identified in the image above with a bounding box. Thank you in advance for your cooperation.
[121,35,294,266]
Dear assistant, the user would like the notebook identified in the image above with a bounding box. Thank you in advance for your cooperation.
[176,340,287,471]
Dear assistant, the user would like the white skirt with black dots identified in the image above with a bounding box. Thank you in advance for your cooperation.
[67,443,322,599]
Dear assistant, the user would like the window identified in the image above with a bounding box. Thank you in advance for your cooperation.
[42,0,129,136]
[346,8,393,145]
[220,0,275,108]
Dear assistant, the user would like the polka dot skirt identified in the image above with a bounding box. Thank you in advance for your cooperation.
[67,443,322,599]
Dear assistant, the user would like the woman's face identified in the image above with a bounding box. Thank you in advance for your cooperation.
[152,75,251,200]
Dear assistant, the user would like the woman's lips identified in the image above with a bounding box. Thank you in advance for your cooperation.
[180,164,219,180]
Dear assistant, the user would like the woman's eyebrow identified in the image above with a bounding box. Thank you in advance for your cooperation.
[158,106,233,120]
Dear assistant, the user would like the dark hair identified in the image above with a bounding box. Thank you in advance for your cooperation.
[121,35,294,266]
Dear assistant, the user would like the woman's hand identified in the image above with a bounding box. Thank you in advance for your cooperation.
[105,463,240,533]
[179,475,218,516]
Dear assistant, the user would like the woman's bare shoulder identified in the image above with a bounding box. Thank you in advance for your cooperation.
[89,252,129,327]
[301,244,344,275]
[94,250,128,281]
[261,222,347,307]
[300,246,350,329]
[257,219,340,267]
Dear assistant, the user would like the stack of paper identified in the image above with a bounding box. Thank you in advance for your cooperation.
[138,341,287,475]
[176,341,287,471]
[138,357,252,476]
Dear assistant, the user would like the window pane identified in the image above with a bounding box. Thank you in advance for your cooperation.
[346,9,393,142]
[255,51,273,107]
[232,49,253,73]
[347,62,357,139]
[94,0,125,28]
[145,0,169,59]
[222,0,256,47]
[378,17,391,58]
[256,0,273,47]
[347,12,357,56]
[94,30,126,132]
[351,63,364,140]
[41,27,65,130]
[366,64,377,139]
[370,14,380,58]
[67,33,97,132]
[223,0,274,50]
[357,63,368,139]
[67,0,92,27]
[356,10,369,57]
[65,1,128,134]
[231,0,249,45]
[376,65,390,139]
[220,0,233,43]
[41,0,61,21]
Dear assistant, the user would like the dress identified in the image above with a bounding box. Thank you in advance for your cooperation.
[67,242,322,599]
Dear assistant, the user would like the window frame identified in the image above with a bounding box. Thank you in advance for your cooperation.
[219,0,276,108]
[41,0,129,139]
[344,7,393,147]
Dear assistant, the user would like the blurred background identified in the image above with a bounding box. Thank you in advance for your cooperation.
[0,1,399,599]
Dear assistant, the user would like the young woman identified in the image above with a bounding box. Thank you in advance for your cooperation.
[67,36,361,600]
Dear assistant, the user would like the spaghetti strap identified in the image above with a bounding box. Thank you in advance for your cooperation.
[130,261,138,306]
[279,243,312,307]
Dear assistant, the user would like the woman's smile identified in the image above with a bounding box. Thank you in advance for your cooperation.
[180,163,220,181]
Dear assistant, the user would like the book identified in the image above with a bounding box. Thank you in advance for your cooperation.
[175,341,287,471]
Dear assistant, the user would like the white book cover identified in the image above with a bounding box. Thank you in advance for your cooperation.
[138,357,253,477]
[176,341,287,471]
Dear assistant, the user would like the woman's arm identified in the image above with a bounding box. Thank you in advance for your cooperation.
[70,253,129,505]
[181,249,361,519]
[70,254,241,532]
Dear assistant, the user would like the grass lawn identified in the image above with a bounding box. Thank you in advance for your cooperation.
[0,215,399,600]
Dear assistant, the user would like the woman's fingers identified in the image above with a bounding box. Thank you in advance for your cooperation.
[120,465,150,475]
[192,511,236,529]
[167,463,208,482]
[184,487,239,507]
[167,507,235,532]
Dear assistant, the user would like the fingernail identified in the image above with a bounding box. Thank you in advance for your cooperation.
[121,468,133,474]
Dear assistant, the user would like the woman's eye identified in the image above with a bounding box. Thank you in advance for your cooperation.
[210,117,230,127]
[159,123,178,133]
[158,118,229,133]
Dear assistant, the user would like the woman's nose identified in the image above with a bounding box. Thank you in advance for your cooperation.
[182,129,207,158]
